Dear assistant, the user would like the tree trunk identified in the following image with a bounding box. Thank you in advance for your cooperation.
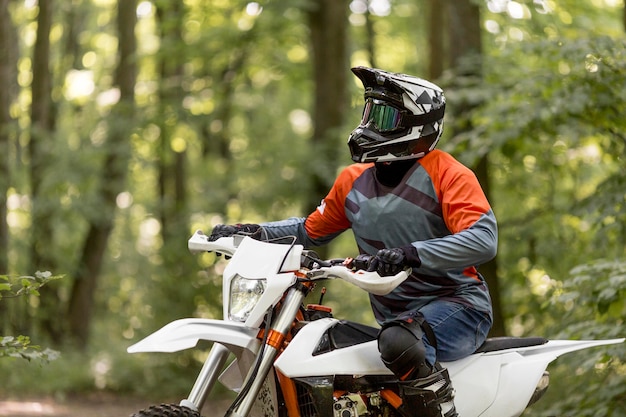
[67,0,137,348]
[0,0,15,276]
[0,0,18,336]
[364,3,376,68]
[445,0,506,337]
[29,0,55,268]
[427,0,445,80]
[200,47,249,215]
[155,1,187,248]
[306,0,349,258]
[306,0,349,214]
[29,0,64,342]
[151,1,197,321]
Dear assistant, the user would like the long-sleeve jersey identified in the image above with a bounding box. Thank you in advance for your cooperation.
[261,149,497,324]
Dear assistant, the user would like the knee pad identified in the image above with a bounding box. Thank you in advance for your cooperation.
[377,318,432,379]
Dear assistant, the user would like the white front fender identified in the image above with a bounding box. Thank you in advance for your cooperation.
[127,318,259,354]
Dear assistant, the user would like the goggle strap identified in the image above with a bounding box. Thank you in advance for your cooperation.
[402,104,445,128]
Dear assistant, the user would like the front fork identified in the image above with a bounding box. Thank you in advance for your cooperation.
[180,342,231,412]
[181,286,307,417]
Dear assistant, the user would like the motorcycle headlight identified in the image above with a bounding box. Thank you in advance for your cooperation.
[229,275,266,322]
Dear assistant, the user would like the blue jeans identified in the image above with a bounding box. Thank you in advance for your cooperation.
[418,300,492,365]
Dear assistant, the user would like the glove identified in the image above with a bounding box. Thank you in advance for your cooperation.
[367,248,406,276]
[367,245,421,276]
[208,223,263,241]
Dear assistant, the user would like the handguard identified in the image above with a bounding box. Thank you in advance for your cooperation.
[188,230,238,257]
[307,265,412,296]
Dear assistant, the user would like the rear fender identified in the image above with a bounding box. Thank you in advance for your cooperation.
[127,318,259,354]
[504,338,625,359]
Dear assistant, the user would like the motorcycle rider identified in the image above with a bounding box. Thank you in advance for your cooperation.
[209,66,497,417]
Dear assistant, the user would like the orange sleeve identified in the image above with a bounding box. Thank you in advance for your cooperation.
[304,164,373,239]
[420,151,491,233]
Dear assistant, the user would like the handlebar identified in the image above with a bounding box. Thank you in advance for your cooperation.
[187,230,411,295]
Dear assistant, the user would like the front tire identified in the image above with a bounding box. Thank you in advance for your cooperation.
[131,403,203,417]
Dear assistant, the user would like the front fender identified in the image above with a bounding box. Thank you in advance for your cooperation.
[127,318,259,354]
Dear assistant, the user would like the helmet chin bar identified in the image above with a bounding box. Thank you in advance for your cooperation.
[348,127,438,163]
[375,153,425,163]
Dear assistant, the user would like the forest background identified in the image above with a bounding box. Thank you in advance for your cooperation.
[0,0,625,416]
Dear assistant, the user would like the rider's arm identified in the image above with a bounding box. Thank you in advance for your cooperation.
[410,152,498,271]
[261,164,370,247]
[260,216,337,247]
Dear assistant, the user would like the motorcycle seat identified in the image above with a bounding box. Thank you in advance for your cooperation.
[475,336,548,353]
[318,321,549,356]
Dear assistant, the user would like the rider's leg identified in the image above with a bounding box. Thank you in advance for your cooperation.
[378,316,457,417]
[418,300,492,363]
[378,303,491,417]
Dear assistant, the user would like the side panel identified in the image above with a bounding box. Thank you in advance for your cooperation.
[275,318,391,377]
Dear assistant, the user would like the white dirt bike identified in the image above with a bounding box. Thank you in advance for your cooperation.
[127,231,624,417]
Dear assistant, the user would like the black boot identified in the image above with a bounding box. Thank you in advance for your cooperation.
[397,367,458,417]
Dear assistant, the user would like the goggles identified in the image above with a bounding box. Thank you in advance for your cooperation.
[360,98,446,135]
[360,99,406,133]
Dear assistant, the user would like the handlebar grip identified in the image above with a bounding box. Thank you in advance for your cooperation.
[350,254,373,272]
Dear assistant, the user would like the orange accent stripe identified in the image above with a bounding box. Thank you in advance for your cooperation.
[380,389,403,410]
[399,367,415,381]
[463,266,481,282]
[334,390,348,398]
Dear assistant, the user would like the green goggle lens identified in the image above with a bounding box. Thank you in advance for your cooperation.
[361,99,404,132]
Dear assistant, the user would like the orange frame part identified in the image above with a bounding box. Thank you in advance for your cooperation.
[380,389,403,410]
[276,369,301,417]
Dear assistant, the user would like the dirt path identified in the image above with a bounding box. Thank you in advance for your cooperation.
[0,394,152,417]
[0,394,233,417]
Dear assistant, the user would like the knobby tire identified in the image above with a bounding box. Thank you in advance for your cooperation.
[130,403,203,417]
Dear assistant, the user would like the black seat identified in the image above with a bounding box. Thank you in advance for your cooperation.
[475,336,548,353]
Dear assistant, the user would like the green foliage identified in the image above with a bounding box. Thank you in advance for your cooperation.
[0,312,215,399]
[0,349,93,396]
[0,271,62,301]
[553,260,626,330]
[0,335,59,362]
[0,272,63,362]
[523,259,626,417]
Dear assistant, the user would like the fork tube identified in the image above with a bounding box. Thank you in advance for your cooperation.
[228,287,305,417]
[181,343,231,411]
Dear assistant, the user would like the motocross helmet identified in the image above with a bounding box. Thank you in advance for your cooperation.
[348,66,446,163]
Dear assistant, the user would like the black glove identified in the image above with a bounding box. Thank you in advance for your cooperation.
[208,223,263,241]
[367,246,421,276]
